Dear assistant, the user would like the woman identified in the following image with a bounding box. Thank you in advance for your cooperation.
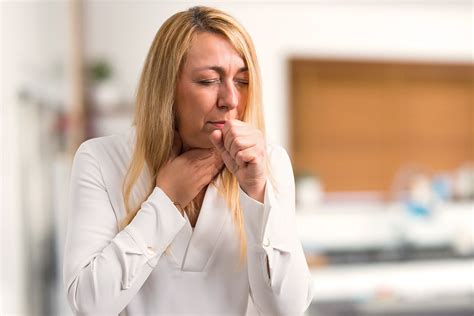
[63,6,313,315]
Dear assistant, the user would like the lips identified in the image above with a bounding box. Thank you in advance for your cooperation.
[208,120,226,129]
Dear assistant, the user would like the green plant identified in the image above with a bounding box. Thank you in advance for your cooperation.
[88,59,112,82]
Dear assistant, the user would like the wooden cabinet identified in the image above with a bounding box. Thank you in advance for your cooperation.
[290,59,473,194]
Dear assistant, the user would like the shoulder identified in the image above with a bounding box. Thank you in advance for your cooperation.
[70,127,138,202]
[265,142,294,182]
[261,143,295,202]
[266,143,292,167]
[74,127,135,163]
[71,127,136,187]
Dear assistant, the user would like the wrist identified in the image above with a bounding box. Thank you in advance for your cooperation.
[241,181,266,203]
[156,181,181,208]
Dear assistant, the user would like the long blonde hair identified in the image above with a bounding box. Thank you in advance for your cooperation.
[120,6,272,261]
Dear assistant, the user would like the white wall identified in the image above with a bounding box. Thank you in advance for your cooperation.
[1,1,69,314]
[83,0,473,149]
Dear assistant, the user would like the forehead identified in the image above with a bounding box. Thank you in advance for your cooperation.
[183,32,246,71]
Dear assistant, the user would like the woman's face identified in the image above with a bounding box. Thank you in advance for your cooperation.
[174,32,249,151]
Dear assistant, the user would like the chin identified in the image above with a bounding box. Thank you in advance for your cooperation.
[199,138,214,149]
[183,135,213,151]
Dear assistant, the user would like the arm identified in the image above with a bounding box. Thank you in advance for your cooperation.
[63,141,186,315]
[240,145,313,315]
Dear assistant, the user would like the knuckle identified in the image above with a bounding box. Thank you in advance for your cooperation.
[233,137,242,148]
[230,128,238,138]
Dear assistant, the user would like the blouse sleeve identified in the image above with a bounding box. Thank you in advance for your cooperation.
[239,145,313,315]
[63,140,186,315]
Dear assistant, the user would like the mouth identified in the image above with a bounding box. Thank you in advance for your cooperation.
[208,120,227,129]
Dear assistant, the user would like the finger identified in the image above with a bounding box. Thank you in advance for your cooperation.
[209,129,226,154]
[235,145,258,167]
[223,128,250,153]
[209,128,240,174]
[228,135,255,160]
[221,149,239,174]
[222,121,256,157]
[195,149,221,167]
[222,119,244,138]
[223,125,247,153]
[196,159,223,188]
[211,151,224,166]
[203,159,224,178]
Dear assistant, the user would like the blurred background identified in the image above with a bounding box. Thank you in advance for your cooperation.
[1,1,473,315]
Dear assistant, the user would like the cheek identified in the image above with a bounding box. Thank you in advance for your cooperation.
[237,93,248,118]
[177,105,198,135]
[177,87,215,132]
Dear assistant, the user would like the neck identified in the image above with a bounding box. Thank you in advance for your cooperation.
[181,143,211,153]
[182,143,191,153]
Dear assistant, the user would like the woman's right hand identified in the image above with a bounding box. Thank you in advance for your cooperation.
[155,131,224,208]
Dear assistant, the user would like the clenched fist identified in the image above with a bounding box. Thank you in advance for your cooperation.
[209,119,267,203]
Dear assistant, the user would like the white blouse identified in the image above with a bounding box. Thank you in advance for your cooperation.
[63,127,313,315]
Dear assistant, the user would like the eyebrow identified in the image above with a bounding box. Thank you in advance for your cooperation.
[193,66,248,74]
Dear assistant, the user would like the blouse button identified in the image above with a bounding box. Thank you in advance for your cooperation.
[263,238,271,247]
[146,246,156,256]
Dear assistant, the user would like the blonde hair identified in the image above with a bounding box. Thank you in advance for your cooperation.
[120,6,274,262]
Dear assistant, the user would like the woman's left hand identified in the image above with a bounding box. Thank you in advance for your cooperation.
[209,119,267,202]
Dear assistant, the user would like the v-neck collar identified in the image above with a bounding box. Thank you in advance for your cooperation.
[169,177,230,272]
[110,128,230,272]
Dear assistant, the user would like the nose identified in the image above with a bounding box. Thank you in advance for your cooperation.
[217,80,238,110]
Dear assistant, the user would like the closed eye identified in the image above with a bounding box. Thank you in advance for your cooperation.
[198,79,220,85]
[196,78,248,86]
[234,79,249,86]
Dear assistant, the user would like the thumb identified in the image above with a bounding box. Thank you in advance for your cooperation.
[209,129,238,174]
[209,129,225,154]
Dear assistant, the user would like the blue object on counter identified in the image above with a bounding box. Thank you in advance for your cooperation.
[404,200,430,217]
